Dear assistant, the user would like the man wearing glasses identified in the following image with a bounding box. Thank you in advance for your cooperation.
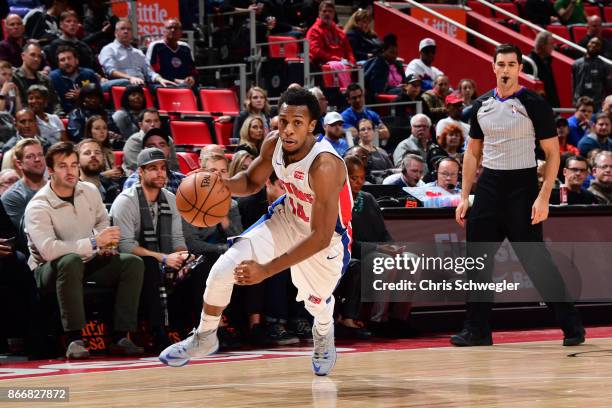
[550,155,598,204]
[588,151,612,204]
[341,83,390,141]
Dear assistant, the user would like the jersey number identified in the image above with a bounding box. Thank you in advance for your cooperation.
[288,197,310,222]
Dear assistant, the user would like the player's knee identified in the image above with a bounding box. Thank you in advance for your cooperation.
[206,253,238,289]
[304,295,334,318]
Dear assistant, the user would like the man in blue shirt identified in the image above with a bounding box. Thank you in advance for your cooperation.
[49,45,100,113]
[567,96,595,146]
[322,111,349,156]
[341,83,390,142]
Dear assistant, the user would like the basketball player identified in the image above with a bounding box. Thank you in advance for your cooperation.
[452,44,585,347]
[160,88,353,376]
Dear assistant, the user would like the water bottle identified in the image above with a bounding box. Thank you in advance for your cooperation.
[560,184,568,205]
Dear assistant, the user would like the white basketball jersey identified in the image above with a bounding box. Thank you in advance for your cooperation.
[271,136,353,239]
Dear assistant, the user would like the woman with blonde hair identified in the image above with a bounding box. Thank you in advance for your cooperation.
[230,86,271,141]
[344,9,381,62]
[228,150,255,178]
[236,115,265,157]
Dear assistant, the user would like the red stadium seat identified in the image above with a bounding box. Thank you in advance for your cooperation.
[546,25,571,45]
[61,117,69,129]
[571,25,588,43]
[110,86,154,109]
[494,2,518,18]
[605,7,612,23]
[170,120,214,147]
[214,121,233,146]
[374,94,398,117]
[467,0,493,17]
[199,89,240,116]
[176,151,200,174]
[519,23,537,39]
[268,36,300,59]
[157,88,201,114]
[321,64,337,88]
[584,5,601,18]
[113,151,124,167]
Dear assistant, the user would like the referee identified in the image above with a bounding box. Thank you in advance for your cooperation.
[452,44,585,347]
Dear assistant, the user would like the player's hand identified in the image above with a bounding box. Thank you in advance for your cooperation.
[455,197,469,227]
[531,196,549,225]
[234,260,269,285]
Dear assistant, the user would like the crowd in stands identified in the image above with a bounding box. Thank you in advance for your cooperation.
[0,0,610,360]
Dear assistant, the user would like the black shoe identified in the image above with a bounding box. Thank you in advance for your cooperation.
[249,324,271,346]
[563,328,586,346]
[289,318,313,341]
[218,326,242,350]
[267,323,300,346]
[450,328,493,346]
[335,323,372,340]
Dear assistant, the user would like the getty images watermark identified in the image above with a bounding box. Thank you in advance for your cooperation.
[358,242,612,303]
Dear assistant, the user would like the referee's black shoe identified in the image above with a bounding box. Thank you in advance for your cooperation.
[563,328,586,346]
[450,328,493,346]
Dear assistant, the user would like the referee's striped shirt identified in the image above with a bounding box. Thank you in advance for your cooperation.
[469,88,557,170]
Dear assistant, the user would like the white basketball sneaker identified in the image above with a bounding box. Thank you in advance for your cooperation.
[311,325,336,376]
[158,329,219,367]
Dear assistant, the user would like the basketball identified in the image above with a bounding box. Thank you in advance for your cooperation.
[176,171,232,227]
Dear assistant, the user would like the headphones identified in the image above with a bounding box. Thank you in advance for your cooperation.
[430,156,462,183]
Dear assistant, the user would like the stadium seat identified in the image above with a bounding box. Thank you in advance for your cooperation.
[466,1,493,17]
[199,89,240,116]
[546,25,571,44]
[584,5,601,19]
[170,120,215,147]
[113,151,124,167]
[571,25,588,43]
[61,117,68,129]
[321,64,338,88]
[176,152,200,174]
[268,36,300,59]
[493,2,518,19]
[214,121,233,146]
[157,88,202,115]
[110,86,154,109]
[605,7,612,23]
[374,94,398,117]
[519,23,537,39]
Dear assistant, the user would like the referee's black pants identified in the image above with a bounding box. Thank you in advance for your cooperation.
[464,167,583,336]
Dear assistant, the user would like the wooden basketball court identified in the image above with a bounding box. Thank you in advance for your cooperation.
[2,329,612,407]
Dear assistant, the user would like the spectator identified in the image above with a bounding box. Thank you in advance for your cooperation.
[568,96,594,146]
[363,33,406,98]
[84,115,124,180]
[2,109,49,171]
[578,113,611,157]
[306,1,355,87]
[228,150,254,178]
[0,14,26,67]
[0,169,19,196]
[236,115,265,157]
[323,111,349,156]
[98,19,175,90]
[27,84,66,144]
[81,0,118,53]
[344,8,381,63]
[123,128,185,194]
[309,86,328,136]
[146,18,197,88]
[588,151,612,204]
[76,138,121,204]
[525,0,560,27]
[49,45,100,114]
[110,147,189,351]
[67,83,113,143]
[395,74,431,119]
[199,144,225,166]
[12,41,60,115]
[341,83,390,140]
[24,0,69,46]
[422,75,451,124]
[578,15,612,60]
[405,38,444,91]
[112,85,147,140]
[122,108,179,176]
[425,157,461,195]
[458,78,477,108]
[0,60,22,115]
[230,86,271,141]
[436,93,470,137]
[393,113,432,166]
[436,123,465,160]
[383,153,426,187]
[43,10,99,71]
[572,37,612,109]
[528,32,560,108]
[25,141,145,359]
[556,116,580,155]
[555,0,587,25]
[1,138,46,254]
[357,118,393,173]
[551,155,598,204]
[603,95,612,121]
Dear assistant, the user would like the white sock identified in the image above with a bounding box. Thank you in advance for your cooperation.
[314,316,332,336]
[197,312,221,333]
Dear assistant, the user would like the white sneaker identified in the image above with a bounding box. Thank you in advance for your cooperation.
[158,329,219,367]
[311,325,336,376]
[66,340,90,359]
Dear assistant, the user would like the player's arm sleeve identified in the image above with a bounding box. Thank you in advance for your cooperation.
[468,99,484,140]
[523,94,557,140]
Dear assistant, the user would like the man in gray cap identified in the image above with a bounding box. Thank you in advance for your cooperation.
[323,111,350,156]
[110,147,190,351]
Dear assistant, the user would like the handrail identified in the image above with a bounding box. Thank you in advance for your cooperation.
[403,0,539,79]
[474,0,612,66]
[366,100,424,115]
[195,63,247,106]
[308,66,365,92]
